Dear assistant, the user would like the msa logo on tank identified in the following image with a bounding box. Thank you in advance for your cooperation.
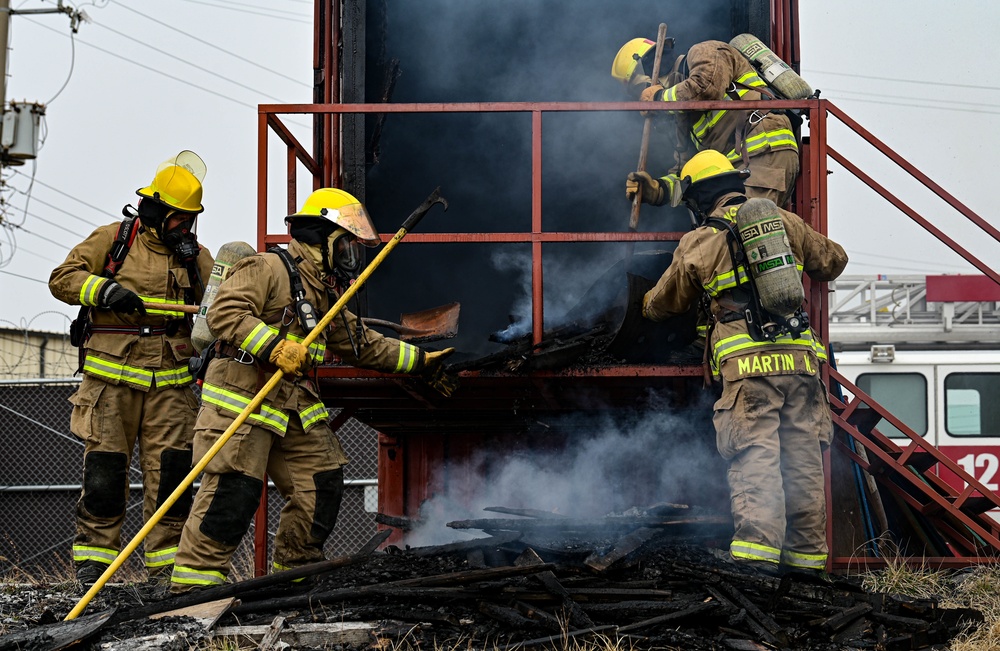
[739,217,795,277]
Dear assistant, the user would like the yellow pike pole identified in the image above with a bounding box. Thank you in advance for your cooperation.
[65,188,448,621]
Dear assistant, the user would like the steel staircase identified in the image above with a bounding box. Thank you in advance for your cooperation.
[827,366,1000,558]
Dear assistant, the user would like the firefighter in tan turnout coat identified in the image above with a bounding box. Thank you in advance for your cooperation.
[639,150,848,575]
[170,188,453,592]
[614,38,800,209]
[49,152,214,585]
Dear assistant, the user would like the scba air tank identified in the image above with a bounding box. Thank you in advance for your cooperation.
[191,240,257,353]
[735,198,804,318]
[729,33,812,100]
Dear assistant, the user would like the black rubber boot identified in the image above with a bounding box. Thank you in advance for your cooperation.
[75,560,109,586]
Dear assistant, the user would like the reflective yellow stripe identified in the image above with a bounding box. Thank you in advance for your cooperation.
[82,355,193,388]
[712,329,827,375]
[395,342,420,373]
[272,562,306,582]
[725,128,799,161]
[79,275,107,306]
[242,322,275,355]
[781,550,827,569]
[145,546,177,568]
[73,545,118,564]
[202,382,290,433]
[730,540,781,563]
[690,71,765,142]
[241,323,325,363]
[171,564,226,586]
[299,402,329,430]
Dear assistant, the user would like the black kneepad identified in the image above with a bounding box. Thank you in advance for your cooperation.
[200,473,263,546]
[310,468,344,541]
[157,448,194,518]
[83,451,128,518]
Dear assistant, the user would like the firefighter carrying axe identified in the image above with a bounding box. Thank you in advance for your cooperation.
[65,188,450,621]
[625,23,669,264]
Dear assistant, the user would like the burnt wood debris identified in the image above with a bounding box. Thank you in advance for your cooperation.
[0,505,982,651]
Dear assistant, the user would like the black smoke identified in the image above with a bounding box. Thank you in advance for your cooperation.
[358,0,765,357]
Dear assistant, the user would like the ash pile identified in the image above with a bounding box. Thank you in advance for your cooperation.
[1,505,982,651]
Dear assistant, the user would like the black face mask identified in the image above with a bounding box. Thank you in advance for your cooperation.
[163,218,199,263]
[684,175,748,220]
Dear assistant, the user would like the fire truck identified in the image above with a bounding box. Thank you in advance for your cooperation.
[249,0,1000,572]
[832,274,1000,503]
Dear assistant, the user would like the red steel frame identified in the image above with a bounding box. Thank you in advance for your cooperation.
[248,0,1000,573]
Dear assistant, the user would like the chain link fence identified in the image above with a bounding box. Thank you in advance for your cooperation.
[0,379,379,580]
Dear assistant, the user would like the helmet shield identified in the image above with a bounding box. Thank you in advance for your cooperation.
[322,202,380,247]
[157,150,207,183]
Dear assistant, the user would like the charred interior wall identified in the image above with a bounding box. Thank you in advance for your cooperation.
[352,0,769,360]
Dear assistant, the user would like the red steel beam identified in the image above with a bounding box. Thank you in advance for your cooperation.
[261,99,817,115]
[532,110,544,346]
[828,146,1000,286]
[828,101,1000,246]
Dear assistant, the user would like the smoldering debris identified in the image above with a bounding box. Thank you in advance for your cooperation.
[0,526,981,651]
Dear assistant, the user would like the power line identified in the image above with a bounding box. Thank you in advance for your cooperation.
[22,208,87,239]
[0,268,48,284]
[4,222,71,249]
[827,94,1000,117]
[90,19,288,103]
[809,69,1000,93]
[111,1,309,88]
[8,191,102,229]
[825,87,1000,110]
[181,0,310,21]
[43,17,77,104]
[25,17,258,110]
[173,0,311,25]
[11,170,114,218]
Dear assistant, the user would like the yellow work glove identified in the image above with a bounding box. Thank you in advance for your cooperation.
[626,171,666,206]
[269,340,309,376]
[421,347,459,398]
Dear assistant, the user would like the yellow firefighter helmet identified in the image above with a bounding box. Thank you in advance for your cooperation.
[286,188,380,247]
[680,150,750,186]
[611,38,655,85]
[136,162,204,214]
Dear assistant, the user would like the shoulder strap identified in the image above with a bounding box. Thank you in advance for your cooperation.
[268,245,319,333]
[268,246,307,301]
[103,215,140,279]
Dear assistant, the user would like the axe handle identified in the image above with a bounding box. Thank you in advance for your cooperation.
[144,302,199,314]
[628,22,670,233]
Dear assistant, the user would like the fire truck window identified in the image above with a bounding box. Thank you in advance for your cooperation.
[856,373,928,438]
[945,373,1000,437]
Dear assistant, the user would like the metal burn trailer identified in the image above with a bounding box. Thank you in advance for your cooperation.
[254,0,1000,571]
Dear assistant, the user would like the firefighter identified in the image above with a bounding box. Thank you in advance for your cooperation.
[640,150,848,575]
[169,188,454,593]
[49,152,214,586]
[613,37,801,209]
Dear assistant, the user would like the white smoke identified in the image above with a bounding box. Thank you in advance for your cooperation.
[402,392,724,548]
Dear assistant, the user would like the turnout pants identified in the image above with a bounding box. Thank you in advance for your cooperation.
[171,410,347,591]
[69,375,199,575]
[713,373,833,569]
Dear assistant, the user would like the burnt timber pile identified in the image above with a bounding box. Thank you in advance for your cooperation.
[2,511,980,651]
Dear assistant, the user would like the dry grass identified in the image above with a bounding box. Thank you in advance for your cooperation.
[855,545,1000,651]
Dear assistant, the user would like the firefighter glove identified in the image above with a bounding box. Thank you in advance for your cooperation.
[99,282,147,315]
[269,340,309,376]
[626,171,666,206]
[421,347,458,398]
[640,84,665,103]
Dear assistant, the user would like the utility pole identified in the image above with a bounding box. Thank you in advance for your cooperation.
[0,0,9,116]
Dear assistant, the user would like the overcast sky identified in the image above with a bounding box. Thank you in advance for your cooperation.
[0,0,994,334]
